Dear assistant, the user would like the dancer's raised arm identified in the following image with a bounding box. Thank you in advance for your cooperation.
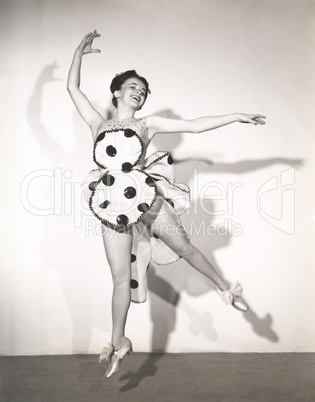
[67,30,104,131]
[146,113,266,139]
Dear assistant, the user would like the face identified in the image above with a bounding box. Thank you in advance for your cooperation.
[115,77,147,110]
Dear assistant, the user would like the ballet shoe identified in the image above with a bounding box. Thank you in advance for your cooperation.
[104,336,133,379]
[217,282,249,312]
[98,343,115,363]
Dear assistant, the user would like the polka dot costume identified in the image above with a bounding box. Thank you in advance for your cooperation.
[82,117,191,303]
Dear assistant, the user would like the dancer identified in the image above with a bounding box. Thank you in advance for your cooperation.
[67,30,265,379]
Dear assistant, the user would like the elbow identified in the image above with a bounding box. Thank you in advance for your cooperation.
[66,79,79,93]
[67,85,80,95]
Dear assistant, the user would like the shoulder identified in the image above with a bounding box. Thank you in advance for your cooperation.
[142,115,160,139]
[143,115,157,128]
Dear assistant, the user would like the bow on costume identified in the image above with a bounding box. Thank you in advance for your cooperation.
[130,151,191,303]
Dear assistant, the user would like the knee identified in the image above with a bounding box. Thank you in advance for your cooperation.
[176,242,195,259]
[111,267,131,289]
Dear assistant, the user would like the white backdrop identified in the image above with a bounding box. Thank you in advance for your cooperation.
[1,0,314,355]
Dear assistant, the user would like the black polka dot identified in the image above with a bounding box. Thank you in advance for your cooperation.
[88,181,98,191]
[117,214,129,226]
[131,254,136,263]
[145,176,156,187]
[102,174,115,186]
[153,233,159,239]
[97,132,105,141]
[106,145,117,157]
[122,162,132,173]
[117,225,127,234]
[167,154,174,165]
[137,203,150,213]
[124,129,135,138]
[99,200,110,209]
[130,279,139,289]
[124,186,136,199]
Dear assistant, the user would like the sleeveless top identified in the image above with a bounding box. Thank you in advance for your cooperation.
[82,117,191,303]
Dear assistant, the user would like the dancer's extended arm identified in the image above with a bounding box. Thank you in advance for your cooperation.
[67,30,103,131]
[146,114,266,139]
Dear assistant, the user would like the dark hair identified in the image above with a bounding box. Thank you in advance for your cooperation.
[110,70,151,108]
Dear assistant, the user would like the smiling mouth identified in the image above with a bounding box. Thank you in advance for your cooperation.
[131,95,140,102]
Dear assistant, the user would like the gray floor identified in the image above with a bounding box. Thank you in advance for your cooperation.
[0,353,314,402]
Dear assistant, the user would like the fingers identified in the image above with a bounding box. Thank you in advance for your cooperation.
[84,30,101,43]
[78,31,97,47]
[79,30,101,54]
[86,34,100,43]
[89,29,101,38]
[251,115,266,125]
[251,120,264,125]
[85,29,100,37]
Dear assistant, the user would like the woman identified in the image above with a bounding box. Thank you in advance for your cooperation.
[67,30,265,379]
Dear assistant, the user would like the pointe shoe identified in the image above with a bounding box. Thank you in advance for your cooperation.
[98,343,115,363]
[217,282,249,312]
[104,336,133,379]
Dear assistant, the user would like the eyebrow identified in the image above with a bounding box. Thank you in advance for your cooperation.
[128,83,146,93]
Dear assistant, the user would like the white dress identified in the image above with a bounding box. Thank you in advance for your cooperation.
[82,117,190,303]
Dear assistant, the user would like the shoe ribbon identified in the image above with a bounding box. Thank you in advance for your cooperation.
[218,282,243,305]
[98,343,115,363]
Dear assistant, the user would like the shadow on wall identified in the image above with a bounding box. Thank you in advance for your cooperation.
[27,64,114,356]
[113,109,305,391]
[146,109,291,352]
[27,66,303,373]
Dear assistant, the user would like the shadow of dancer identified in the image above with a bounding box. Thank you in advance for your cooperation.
[118,267,181,392]
[26,64,113,392]
[142,109,303,356]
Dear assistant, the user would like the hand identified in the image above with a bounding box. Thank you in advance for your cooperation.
[237,114,266,125]
[75,30,101,55]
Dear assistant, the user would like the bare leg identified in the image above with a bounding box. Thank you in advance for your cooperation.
[102,226,133,347]
[143,197,229,290]
[143,198,249,312]
[142,197,229,291]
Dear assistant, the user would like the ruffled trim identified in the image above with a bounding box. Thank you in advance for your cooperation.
[131,299,147,304]
[142,150,171,170]
[150,172,190,194]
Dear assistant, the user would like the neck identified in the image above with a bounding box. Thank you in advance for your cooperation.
[114,105,136,120]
